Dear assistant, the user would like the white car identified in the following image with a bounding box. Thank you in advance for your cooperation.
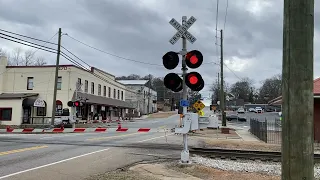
[255,107,263,113]
[248,108,255,112]
[237,108,245,114]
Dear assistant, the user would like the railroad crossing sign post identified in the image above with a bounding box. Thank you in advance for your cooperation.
[169,16,197,164]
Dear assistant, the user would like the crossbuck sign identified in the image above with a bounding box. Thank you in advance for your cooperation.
[169,16,197,45]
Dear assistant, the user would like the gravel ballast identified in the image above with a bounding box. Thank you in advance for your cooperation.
[192,155,320,178]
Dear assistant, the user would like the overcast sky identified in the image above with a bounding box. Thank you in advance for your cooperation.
[0,0,319,100]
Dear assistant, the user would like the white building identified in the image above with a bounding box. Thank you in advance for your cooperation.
[117,80,157,115]
[0,56,133,125]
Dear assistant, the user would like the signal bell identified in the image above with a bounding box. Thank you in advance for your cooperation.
[185,72,204,91]
[164,73,183,92]
[163,51,179,70]
[185,50,203,69]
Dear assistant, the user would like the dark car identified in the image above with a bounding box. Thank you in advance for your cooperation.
[226,114,246,122]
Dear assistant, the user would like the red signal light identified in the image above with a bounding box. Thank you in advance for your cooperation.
[185,72,204,91]
[74,101,80,107]
[188,74,198,84]
[185,50,203,69]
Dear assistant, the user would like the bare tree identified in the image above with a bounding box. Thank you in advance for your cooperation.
[22,50,35,66]
[10,47,22,65]
[34,57,47,66]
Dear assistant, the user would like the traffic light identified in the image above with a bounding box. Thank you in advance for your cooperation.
[67,101,83,107]
[185,50,204,91]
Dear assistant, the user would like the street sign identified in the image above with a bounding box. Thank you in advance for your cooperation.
[169,16,197,45]
[180,99,190,107]
[193,100,205,111]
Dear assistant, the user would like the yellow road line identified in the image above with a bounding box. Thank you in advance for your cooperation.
[87,133,141,141]
[0,146,48,156]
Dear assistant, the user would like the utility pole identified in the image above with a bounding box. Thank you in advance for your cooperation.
[220,29,226,126]
[147,74,151,114]
[282,0,314,179]
[217,72,220,102]
[51,28,62,126]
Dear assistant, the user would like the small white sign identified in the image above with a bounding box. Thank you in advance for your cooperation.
[101,106,105,111]
[91,105,94,112]
[34,98,46,107]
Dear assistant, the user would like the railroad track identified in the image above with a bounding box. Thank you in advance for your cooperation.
[190,147,320,163]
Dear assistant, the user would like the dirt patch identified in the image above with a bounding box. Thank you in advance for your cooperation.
[86,169,157,180]
[202,138,281,151]
[170,163,280,180]
[189,129,241,139]
[147,112,177,119]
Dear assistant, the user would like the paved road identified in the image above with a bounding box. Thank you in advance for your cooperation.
[0,114,197,180]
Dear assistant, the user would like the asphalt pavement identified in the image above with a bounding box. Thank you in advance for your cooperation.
[0,114,196,180]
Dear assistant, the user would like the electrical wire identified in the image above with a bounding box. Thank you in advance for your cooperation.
[65,34,162,66]
[0,32,57,52]
[0,28,58,45]
[0,35,56,54]
[223,0,229,31]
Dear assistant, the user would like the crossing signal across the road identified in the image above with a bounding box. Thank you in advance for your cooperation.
[67,101,83,107]
[164,73,183,92]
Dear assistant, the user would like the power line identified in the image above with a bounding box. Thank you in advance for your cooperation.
[223,62,242,80]
[65,34,162,66]
[0,35,56,54]
[223,0,229,30]
[0,32,57,52]
[0,31,149,96]
[0,28,58,45]
[61,46,91,68]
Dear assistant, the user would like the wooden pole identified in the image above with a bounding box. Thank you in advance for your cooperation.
[282,0,314,179]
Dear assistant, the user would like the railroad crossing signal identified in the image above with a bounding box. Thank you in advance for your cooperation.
[169,16,197,45]
[193,100,205,112]
[67,101,83,107]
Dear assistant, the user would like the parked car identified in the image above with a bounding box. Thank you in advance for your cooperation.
[255,107,263,113]
[237,108,245,114]
[248,108,255,112]
[226,114,247,122]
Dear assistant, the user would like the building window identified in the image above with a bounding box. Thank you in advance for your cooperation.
[108,87,111,97]
[27,77,34,90]
[121,91,124,100]
[85,80,88,93]
[78,78,81,85]
[57,76,62,90]
[91,82,94,94]
[113,89,116,98]
[98,84,101,95]
[117,90,120,99]
[103,86,106,96]
[37,107,46,116]
[0,108,12,121]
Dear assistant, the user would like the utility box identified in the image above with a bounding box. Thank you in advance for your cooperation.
[198,116,210,129]
[175,112,198,134]
[189,113,199,131]
[208,115,219,129]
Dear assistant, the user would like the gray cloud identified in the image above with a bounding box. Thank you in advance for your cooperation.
[0,0,319,98]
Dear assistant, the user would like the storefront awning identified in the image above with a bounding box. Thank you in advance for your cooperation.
[72,92,134,109]
[22,98,47,107]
